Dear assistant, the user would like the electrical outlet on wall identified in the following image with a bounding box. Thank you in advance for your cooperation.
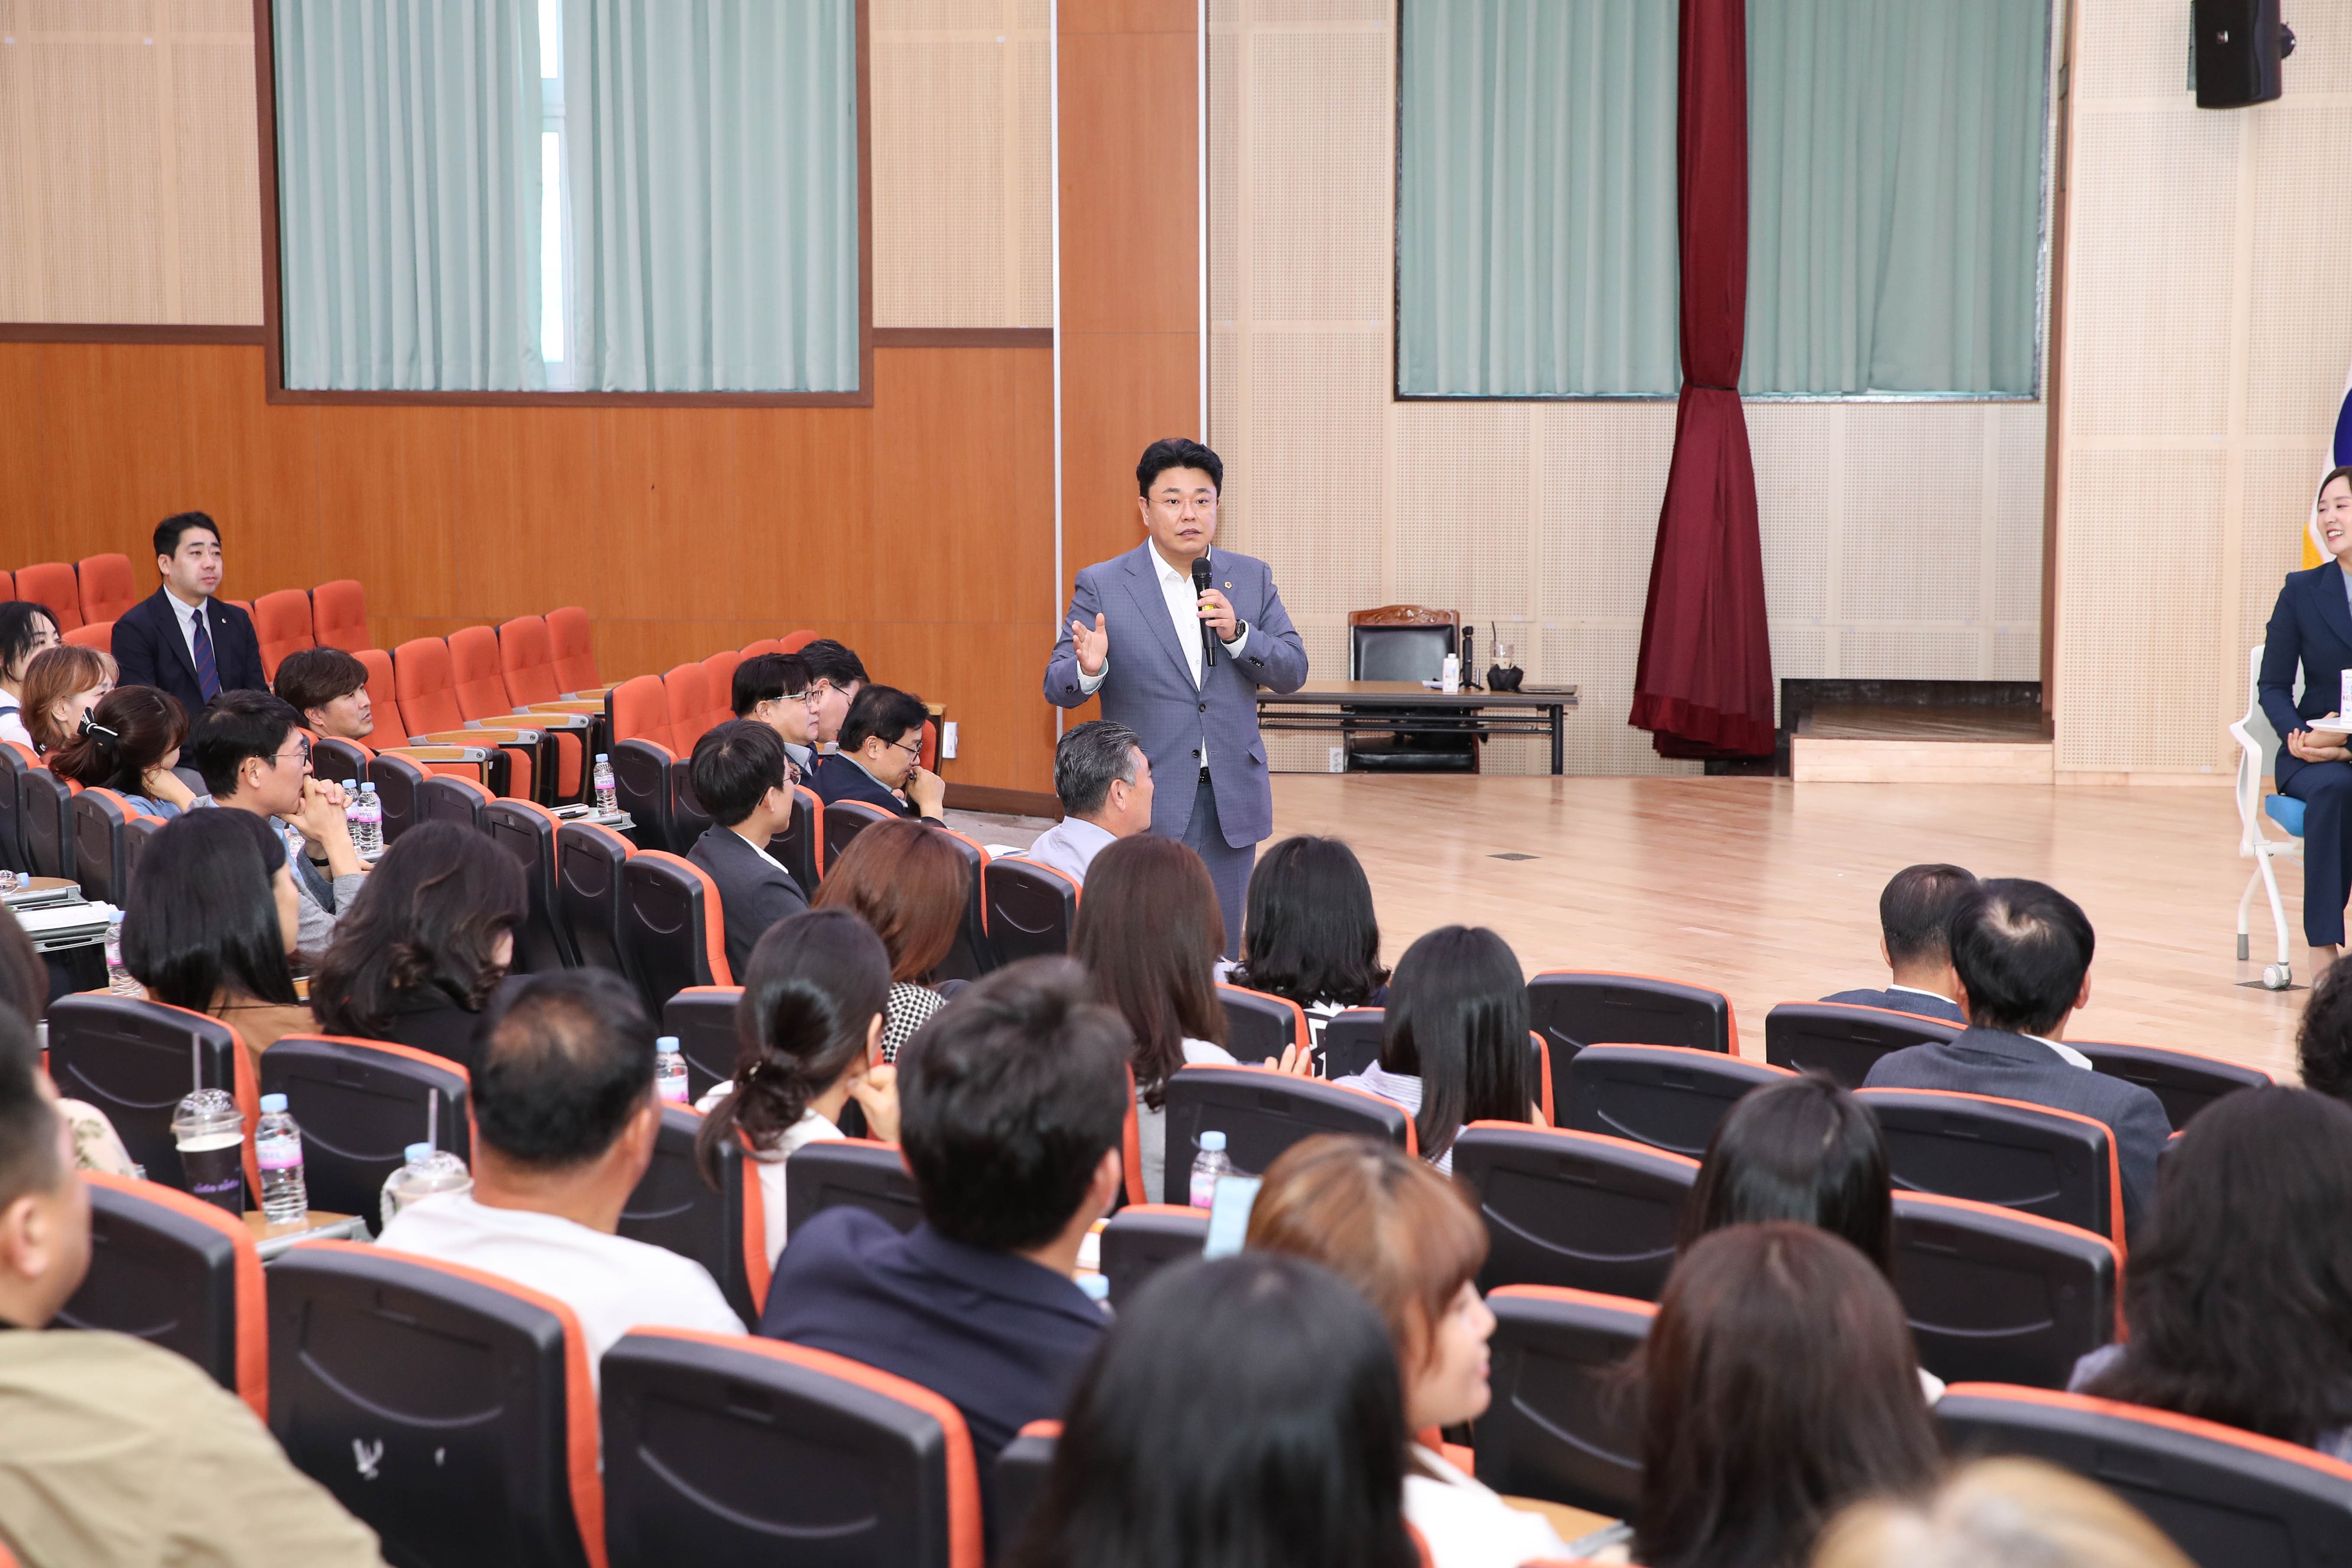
[1329,746,1346,773]
[942,721,959,759]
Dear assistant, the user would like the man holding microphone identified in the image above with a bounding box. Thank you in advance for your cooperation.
[1045,439,1309,952]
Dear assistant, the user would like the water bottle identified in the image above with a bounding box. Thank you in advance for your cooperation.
[593,753,619,815]
[380,1141,473,1233]
[254,1093,308,1224]
[352,782,384,855]
[1189,1129,1233,1209]
[171,1088,246,1214]
[655,1037,689,1104]
[105,915,138,995]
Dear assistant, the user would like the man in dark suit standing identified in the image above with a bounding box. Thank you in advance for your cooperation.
[684,721,809,976]
[113,513,267,716]
[1821,862,1977,1024]
[809,684,947,823]
[1863,878,2171,1239]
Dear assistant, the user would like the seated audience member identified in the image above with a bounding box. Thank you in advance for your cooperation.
[2295,956,2352,1107]
[1811,1458,2192,1568]
[694,909,898,1263]
[1022,720,1153,885]
[812,818,967,1061]
[809,683,946,821]
[0,904,132,1175]
[2072,1086,2352,1458]
[685,720,809,975]
[0,600,62,747]
[760,958,1124,1523]
[1639,1224,1943,1568]
[122,810,313,1058]
[272,647,376,743]
[185,691,367,952]
[1231,834,1391,1042]
[1245,1136,1573,1568]
[730,651,818,778]
[112,512,268,716]
[796,638,868,751]
[1333,925,1541,1175]
[1072,834,1238,1201]
[1005,1254,1420,1568]
[1821,863,1977,1024]
[375,970,741,1369]
[21,644,115,754]
[0,1015,388,1568]
[45,686,197,816]
[309,823,527,1071]
[1861,878,2169,1239]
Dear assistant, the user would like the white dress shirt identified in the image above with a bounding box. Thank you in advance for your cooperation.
[1074,544,1251,771]
[2025,1032,2094,1070]
[1022,815,1117,884]
[690,1090,846,1266]
[1403,1444,1573,1568]
[166,590,212,673]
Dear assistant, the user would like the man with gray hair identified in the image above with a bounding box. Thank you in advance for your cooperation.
[1022,720,1153,884]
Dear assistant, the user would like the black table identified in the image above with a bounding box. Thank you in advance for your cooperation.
[1256,681,1580,776]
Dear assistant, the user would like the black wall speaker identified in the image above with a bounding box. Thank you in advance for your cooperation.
[2192,0,2295,109]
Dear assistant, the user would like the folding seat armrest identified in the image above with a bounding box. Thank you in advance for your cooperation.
[381,745,495,763]
[518,700,605,715]
[562,686,614,701]
[409,726,537,745]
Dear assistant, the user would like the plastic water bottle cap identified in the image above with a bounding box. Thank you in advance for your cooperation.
[363,782,378,795]
[596,752,610,762]
[657,1036,680,1051]
[405,1142,435,1164]
[341,779,358,791]
[259,1093,289,1113]
[1200,1130,1226,1152]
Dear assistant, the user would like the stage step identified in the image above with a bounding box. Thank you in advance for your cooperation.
[1791,736,2054,785]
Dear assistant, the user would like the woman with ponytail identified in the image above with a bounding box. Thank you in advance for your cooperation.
[46,685,198,816]
[310,822,527,1070]
[694,908,899,1264]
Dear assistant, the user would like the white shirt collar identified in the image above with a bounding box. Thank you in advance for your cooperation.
[2024,1032,2093,1070]
[1049,816,1118,848]
[1150,542,1207,586]
[1886,982,1951,1002]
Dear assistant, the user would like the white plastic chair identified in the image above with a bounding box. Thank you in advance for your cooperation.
[2230,643,2304,988]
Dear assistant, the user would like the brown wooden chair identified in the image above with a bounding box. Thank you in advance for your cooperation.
[1345,606,1476,773]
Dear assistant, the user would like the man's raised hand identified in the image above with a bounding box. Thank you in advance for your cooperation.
[1071,612,1110,676]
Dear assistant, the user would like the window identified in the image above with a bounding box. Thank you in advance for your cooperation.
[540,0,571,387]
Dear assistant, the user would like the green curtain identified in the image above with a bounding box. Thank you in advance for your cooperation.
[1745,0,2047,395]
[273,0,544,392]
[1396,0,1680,398]
[564,0,859,394]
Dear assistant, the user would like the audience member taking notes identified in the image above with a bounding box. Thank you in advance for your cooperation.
[1821,862,1976,1024]
[1023,719,1153,885]
[113,512,268,715]
[374,970,742,1374]
[186,690,368,953]
[809,683,946,820]
[811,818,968,1061]
[273,647,377,743]
[1862,877,2170,1238]
[685,719,809,976]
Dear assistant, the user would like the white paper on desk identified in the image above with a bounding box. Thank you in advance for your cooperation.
[16,903,109,937]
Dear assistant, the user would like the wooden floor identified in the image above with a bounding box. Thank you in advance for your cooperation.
[1267,776,2306,1081]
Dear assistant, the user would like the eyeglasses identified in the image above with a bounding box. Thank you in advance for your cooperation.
[884,737,924,760]
[272,739,313,768]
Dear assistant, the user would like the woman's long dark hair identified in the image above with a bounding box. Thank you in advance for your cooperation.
[1378,925,1532,1162]
[2082,1086,2352,1447]
[46,685,187,795]
[121,810,298,1008]
[1638,1224,1942,1568]
[1232,835,1388,1008]
[0,602,58,687]
[1680,1074,1894,1276]
[694,909,892,1190]
[1073,834,1226,1109]
[1007,1253,1419,1568]
[311,822,525,1038]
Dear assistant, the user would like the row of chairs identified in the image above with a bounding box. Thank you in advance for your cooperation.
[21,567,372,673]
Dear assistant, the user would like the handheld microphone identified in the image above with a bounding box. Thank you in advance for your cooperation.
[1192,556,1218,668]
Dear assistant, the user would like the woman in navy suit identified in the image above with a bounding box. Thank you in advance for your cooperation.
[2261,466,2352,967]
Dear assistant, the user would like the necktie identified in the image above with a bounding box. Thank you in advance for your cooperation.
[190,608,220,702]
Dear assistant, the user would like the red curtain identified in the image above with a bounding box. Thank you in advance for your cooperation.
[1630,0,1774,759]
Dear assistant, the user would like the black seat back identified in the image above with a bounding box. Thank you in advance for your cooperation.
[1860,1088,2119,1246]
[483,800,574,972]
[555,818,632,978]
[785,1138,922,1239]
[0,739,28,872]
[1935,1385,2352,1568]
[1100,1204,1209,1306]
[1893,1192,2118,1389]
[767,784,823,893]
[46,995,245,1194]
[2072,1041,2273,1131]
[268,1243,596,1568]
[667,758,715,852]
[121,811,163,899]
[995,1427,1061,1558]
[1319,1007,1386,1080]
[661,986,743,1105]
[258,1035,471,1221]
[822,799,894,867]
[607,735,677,853]
[983,856,1076,964]
[1474,1284,1653,1517]
[1762,1001,1960,1087]
[419,773,490,831]
[71,788,137,903]
[1351,620,1454,680]
[1526,970,1734,1062]
[368,752,430,843]
[1451,1123,1699,1300]
[1215,984,1304,1067]
[619,850,723,1013]
[1563,1044,1793,1159]
[58,1174,259,1407]
[1160,1065,1412,1205]
[618,1104,757,1328]
[930,827,992,982]
[313,736,372,789]
[20,766,73,881]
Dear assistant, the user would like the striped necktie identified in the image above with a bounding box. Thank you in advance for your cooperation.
[190,606,221,702]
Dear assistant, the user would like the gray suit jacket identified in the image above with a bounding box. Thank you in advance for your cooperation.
[1043,543,1307,847]
[688,824,809,979]
[1820,986,1966,1025]
[1862,1025,2172,1242]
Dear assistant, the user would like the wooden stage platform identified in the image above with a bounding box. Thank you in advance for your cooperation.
[1266,776,2303,1082]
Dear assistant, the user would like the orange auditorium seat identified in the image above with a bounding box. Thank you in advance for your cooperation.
[75,554,137,625]
[309,579,368,651]
[0,570,14,600]
[250,589,316,681]
[64,622,113,654]
[738,638,782,659]
[547,606,604,695]
[664,663,719,756]
[701,649,741,720]
[391,637,541,800]
[497,615,562,705]
[15,563,82,632]
[779,629,818,654]
[450,625,586,799]
[606,674,680,848]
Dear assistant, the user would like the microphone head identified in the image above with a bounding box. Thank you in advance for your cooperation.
[1191,557,1212,590]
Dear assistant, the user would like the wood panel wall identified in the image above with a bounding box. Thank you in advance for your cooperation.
[0,341,1062,795]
